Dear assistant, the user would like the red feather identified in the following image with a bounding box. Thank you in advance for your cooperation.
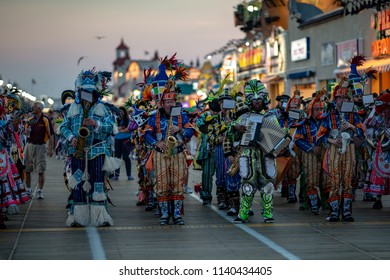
[174,65,189,81]
[365,67,378,80]
[136,68,154,88]
[141,84,153,101]
[348,54,366,66]
[160,53,179,70]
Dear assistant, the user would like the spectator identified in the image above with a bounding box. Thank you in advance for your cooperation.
[113,106,135,180]
[24,101,54,199]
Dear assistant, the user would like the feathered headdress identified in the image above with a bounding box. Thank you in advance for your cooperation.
[333,77,350,99]
[74,68,112,103]
[347,54,373,96]
[307,89,327,118]
[230,81,245,99]
[152,53,188,102]
[286,86,303,111]
[136,68,155,89]
[217,74,233,101]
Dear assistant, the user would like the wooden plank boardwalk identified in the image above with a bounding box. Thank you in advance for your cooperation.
[1,156,390,260]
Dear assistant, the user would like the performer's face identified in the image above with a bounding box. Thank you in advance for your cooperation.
[312,106,323,120]
[353,94,363,106]
[336,96,348,109]
[162,99,176,114]
[251,99,263,111]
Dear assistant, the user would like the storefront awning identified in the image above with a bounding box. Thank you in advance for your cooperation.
[261,74,283,83]
[287,70,315,79]
[334,57,390,78]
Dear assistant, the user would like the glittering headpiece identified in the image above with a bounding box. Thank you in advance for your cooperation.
[244,79,269,106]
[74,68,112,103]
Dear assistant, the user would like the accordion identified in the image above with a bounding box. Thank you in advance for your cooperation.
[240,115,290,157]
[258,117,291,157]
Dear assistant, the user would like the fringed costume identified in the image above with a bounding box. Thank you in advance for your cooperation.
[294,91,327,214]
[233,79,286,223]
[317,78,365,222]
[364,92,390,209]
[60,69,115,227]
[144,54,194,225]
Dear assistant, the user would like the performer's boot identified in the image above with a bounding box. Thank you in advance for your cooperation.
[287,184,297,203]
[234,192,254,223]
[200,190,211,205]
[158,201,169,226]
[173,200,185,225]
[227,191,240,216]
[342,197,354,222]
[308,193,319,215]
[261,192,274,223]
[145,191,155,211]
[217,185,228,210]
[328,199,340,222]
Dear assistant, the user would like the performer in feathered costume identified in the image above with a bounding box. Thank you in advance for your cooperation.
[316,77,366,222]
[131,68,154,211]
[233,79,284,223]
[223,81,248,216]
[0,88,30,229]
[60,68,115,227]
[364,90,390,209]
[144,55,194,225]
[347,54,378,202]
[294,90,326,214]
[279,88,303,204]
[195,91,220,206]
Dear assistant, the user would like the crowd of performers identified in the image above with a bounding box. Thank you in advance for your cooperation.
[47,53,390,227]
[122,53,388,225]
[2,53,389,229]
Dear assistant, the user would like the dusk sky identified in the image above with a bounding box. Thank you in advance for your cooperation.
[0,0,243,100]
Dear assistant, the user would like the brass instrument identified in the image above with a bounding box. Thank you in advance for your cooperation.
[164,116,177,158]
[75,103,92,159]
[227,147,242,176]
[330,113,351,154]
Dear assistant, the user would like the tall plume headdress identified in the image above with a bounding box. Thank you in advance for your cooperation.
[347,54,377,96]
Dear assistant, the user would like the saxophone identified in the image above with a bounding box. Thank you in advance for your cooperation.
[74,103,92,159]
[227,146,242,176]
[163,116,177,158]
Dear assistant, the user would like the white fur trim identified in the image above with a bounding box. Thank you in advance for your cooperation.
[67,204,90,226]
[67,102,81,118]
[92,103,106,117]
[90,205,114,226]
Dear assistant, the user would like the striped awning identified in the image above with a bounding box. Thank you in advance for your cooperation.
[334,57,390,78]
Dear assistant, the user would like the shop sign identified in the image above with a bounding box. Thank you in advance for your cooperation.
[372,8,390,31]
[238,46,264,70]
[372,37,390,57]
[336,39,360,67]
[291,37,310,61]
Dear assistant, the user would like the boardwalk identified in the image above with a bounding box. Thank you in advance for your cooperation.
[1,156,390,260]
